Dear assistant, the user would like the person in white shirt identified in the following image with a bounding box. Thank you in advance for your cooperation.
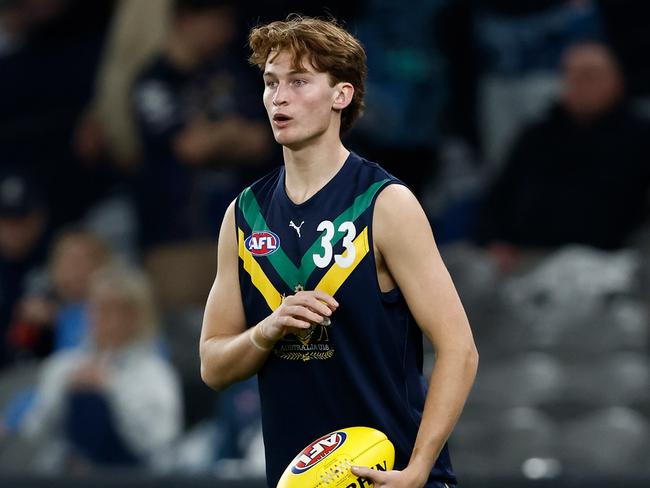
[21,264,182,471]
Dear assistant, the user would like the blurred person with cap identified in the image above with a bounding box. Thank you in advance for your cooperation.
[20,264,182,471]
[0,169,49,366]
[477,41,650,272]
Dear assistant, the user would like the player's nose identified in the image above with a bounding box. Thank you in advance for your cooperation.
[273,83,289,106]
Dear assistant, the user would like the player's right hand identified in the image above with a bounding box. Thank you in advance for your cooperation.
[259,290,338,342]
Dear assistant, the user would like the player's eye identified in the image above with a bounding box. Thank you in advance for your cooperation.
[265,80,278,88]
[292,79,307,87]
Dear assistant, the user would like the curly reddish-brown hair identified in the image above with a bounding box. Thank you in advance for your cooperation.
[248,15,367,135]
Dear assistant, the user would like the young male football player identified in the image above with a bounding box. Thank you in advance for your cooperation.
[200,16,478,488]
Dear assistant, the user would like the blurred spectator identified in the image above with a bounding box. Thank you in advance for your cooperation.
[8,229,112,359]
[73,0,172,169]
[477,42,650,272]
[349,0,445,196]
[131,0,270,249]
[438,0,602,168]
[0,0,117,229]
[20,265,182,471]
[0,0,29,57]
[0,169,49,367]
[477,0,602,168]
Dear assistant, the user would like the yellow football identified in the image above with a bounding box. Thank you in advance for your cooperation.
[276,426,395,488]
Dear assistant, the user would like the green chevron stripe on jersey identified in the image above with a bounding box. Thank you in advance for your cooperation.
[238,179,389,289]
[238,187,301,288]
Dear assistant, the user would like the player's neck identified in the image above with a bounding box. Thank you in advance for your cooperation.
[282,138,349,205]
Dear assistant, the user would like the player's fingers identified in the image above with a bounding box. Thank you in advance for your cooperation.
[292,290,338,309]
[351,466,384,482]
[280,316,311,329]
[310,289,339,309]
[284,305,323,324]
[290,294,333,317]
[305,296,335,317]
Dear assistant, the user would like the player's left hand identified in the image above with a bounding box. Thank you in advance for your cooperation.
[351,466,426,488]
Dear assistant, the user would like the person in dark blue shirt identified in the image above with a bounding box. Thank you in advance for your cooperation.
[131,0,271,248]
[200,16,478,488]
[477,42,650,272]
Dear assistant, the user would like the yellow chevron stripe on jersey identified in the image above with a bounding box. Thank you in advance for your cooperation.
[315,226,369,297]
[238,228,282,311]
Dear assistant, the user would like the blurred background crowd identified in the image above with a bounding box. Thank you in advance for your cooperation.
[0,0,649,486]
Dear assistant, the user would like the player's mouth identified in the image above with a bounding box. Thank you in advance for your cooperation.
[272,113,293,128]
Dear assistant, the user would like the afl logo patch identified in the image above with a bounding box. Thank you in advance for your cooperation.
[291,431,347,474]
[245,231,280,256]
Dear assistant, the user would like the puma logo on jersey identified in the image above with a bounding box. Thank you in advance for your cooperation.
[289,220,305,237]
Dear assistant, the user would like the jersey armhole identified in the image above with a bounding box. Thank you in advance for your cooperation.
[368,180,408,304]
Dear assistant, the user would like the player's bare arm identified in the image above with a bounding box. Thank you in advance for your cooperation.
[353,184,479,487]
[200,201,337,391]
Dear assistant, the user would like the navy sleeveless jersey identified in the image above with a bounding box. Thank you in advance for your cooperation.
[235,152,456,487]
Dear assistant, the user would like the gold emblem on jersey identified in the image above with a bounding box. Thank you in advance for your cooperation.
[273,283,335,362]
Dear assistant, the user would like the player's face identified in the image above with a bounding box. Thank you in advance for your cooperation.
[262,51,341,149]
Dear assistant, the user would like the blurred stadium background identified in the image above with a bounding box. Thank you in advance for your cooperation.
[1,0,650,486]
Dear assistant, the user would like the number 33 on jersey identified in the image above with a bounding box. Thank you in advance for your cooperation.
[313,220,356,269]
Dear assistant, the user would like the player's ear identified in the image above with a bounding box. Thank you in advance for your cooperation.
[332,82,354,110]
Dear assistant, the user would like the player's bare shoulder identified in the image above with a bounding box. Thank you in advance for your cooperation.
[372,184,429,292]
[217,199,239,257]
[373,183,432,250]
